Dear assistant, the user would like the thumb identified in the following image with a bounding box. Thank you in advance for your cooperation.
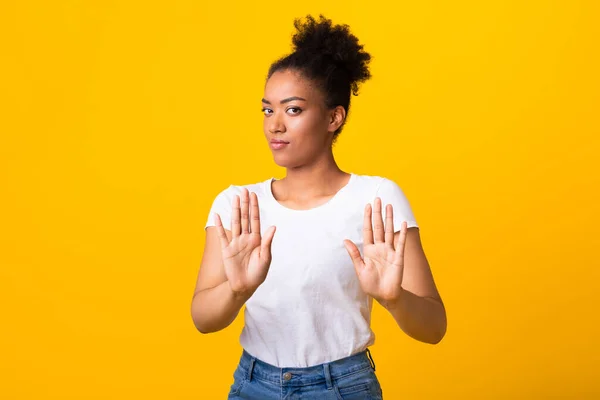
[344,239,365,274]
[260,226,276,259]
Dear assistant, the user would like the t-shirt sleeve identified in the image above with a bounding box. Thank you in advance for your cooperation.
[374,178,419,232]
[204,185,235,230]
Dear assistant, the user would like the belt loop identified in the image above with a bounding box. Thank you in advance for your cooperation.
[366,348,376,371]
[323,363,333,390]
[247,356,256,381]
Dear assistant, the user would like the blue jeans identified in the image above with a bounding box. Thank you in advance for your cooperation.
[227,348,383,399]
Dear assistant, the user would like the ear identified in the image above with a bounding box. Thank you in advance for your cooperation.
[328,105,346,133]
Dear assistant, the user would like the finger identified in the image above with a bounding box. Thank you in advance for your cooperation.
[373,197,384,244]
[384,204,395,250]
[344,239,366,275]
[260,226,276,260]
[250,192,261,235]
[231,195,241,237]
[240,188,250,234]
[214,213,230,249]
[363,203,374,245]
[393,221,408,265]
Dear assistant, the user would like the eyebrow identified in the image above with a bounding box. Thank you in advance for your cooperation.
[261,96,307,105]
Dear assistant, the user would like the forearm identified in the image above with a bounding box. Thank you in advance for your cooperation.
[381,289,447,344]
[190,280,251,334]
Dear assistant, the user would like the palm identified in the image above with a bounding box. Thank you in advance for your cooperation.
[359,241,404,301]
[214,188,276,295]
[344,197,408,304]
[222,232,266,290]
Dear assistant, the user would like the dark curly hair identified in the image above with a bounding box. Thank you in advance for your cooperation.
[267,14,372,141]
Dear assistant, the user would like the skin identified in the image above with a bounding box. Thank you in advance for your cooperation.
[192,68,447,344]
[261,69,350,208]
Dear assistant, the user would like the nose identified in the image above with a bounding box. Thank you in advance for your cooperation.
[267,111,285,134]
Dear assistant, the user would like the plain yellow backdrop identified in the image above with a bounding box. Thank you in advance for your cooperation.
[1,1,599,399]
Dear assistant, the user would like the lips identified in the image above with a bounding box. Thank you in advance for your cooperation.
[269,139,289,150]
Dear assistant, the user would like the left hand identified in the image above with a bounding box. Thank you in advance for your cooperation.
[344,197,408,307]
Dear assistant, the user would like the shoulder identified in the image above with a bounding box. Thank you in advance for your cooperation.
[352,173,418,227]
[350,173,414,207]
[350,173,403,193]
[210,177,272,201]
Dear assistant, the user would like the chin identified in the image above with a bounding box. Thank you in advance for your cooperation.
[272,156,290,168]
[272,153,297,168]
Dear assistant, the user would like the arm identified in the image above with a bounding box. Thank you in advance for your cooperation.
[344,197,447,345]
[190,227,250,334]
[380,228,446,344]
[191,189,276,334]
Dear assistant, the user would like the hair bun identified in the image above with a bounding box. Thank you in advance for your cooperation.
[291,14,371,89]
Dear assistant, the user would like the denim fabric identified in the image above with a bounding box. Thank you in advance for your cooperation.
[227,348,383,399]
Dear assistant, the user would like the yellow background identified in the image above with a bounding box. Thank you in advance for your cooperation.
[1,1,599,399]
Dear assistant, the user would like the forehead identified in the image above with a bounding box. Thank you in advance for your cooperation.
[264,69,319,100]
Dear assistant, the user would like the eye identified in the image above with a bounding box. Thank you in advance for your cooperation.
[287,107,302,115]
[261,108,272,115]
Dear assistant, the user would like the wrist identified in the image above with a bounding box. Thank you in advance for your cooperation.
[379,287,406,311]
[228,282,254,302]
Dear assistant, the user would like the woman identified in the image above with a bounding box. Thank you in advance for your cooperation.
[191,14,446,399]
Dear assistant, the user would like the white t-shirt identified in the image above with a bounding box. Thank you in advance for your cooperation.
[204,173,418,367]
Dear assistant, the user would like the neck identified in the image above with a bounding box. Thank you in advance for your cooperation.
[278,150,349,199]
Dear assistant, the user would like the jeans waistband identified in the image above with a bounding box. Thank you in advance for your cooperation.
[237,348,377,387]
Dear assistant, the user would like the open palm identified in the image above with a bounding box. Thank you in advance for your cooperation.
[344,197,408,304]
[214,188,276,296]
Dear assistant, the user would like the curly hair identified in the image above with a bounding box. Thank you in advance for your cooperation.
[267,14,372,141]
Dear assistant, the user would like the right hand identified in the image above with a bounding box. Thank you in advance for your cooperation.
[214,188,276,297]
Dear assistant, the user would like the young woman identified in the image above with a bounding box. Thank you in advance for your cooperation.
[191,14,447,399]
